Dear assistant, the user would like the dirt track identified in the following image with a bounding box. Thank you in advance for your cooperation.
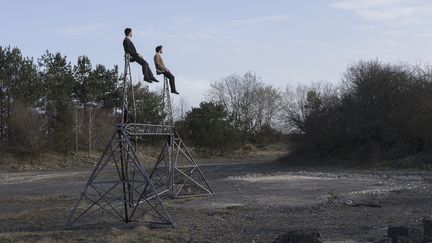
[0,160,432,242]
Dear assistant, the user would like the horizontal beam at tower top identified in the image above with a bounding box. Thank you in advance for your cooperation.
[125,123,175,136]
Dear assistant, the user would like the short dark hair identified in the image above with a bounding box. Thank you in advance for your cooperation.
[124,28,132,36]
[155,45,163,53]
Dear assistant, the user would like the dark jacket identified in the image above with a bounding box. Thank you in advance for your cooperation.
[123,37,139,59]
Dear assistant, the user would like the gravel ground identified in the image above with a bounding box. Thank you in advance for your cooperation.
[0,160,431,242]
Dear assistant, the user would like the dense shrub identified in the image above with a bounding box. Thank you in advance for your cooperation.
[283,60,432,161]
[7,103,46,155]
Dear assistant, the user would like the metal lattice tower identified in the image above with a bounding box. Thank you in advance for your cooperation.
[66,54,213,227]
[66,55,173,227]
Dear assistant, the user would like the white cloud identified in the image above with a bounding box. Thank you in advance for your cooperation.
[331,0,405,10]
[331,0,432,25]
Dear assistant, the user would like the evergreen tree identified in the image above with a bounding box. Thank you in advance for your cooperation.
[130,83,164,124]
[0,46,40,142]
[184,102,239,155]
[38,51,75,153]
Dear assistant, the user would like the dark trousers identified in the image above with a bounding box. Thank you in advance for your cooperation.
[131,56,155,80]
[162,71,176,91]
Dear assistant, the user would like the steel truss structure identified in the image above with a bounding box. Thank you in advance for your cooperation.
[66,54,212,227]
[65,124,173,227]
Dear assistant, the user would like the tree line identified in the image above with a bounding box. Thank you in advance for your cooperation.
[189,60,432,161]
[0,46,163,156]
[0,46,284,158]
[3,45,428,163]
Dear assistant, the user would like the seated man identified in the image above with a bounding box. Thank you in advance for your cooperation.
[123,28,159,83]
[154,45,179,94]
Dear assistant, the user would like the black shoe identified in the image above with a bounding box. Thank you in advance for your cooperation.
[152,78,160,83]
[171,90,180,95]
[143,78,153,83]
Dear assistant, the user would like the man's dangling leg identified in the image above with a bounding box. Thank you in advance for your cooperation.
[164,71,178,94]
[136,57,159,83]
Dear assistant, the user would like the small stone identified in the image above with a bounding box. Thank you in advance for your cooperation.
[271,230,323,243]
[424,219,432,241]
[387,226,409,239]
[408,227,422,243]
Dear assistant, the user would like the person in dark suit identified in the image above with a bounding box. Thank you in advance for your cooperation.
[123,28,159,83]
[154,45,179,95]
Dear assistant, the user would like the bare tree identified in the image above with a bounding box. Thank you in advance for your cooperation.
[209,71,281,140]
[280,82,339,134]
[76,106,116,156]
[173,96,190,121]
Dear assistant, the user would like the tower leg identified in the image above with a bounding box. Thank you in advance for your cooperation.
[66,125,173,227]
[149,129,214,198]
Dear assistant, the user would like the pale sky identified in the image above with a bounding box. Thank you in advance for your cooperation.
[2,0,432,106]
